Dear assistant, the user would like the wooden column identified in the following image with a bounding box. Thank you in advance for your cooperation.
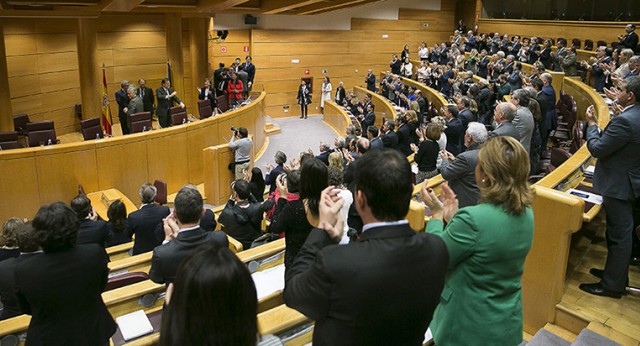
[0,22,14,132]
[77,18,101,120]
[190,17,209,112]
[165,13,184,103]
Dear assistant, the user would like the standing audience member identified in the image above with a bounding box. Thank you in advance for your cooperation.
[490,102,519,139]
[229,127,252,180]
[270,160,327,269]
[240,56,256,97]
[284,149,448,345]
[156,78,185,128]
[618,24,638,52]
[227,73,244,107]
[197,78,216,105]
[297,80,311,119]
[320,76,332,114]
[395,114,413,156]
[160,243,258,346]
[440,122,488,208]
[218,180,264,250]
[15,202,117,345]
[443,105,464,156]
[0,217,23,261]
[116,80,131,135]
[510,89,535,154]
[365,69,376,92]
[150,185,229,285]
[381,120,399,150]
[412,123,441,183]
[0,222,40,320]
[423,136,534,346]
[539,73,557,151]
[70,194,111,248]
[138,78,155,116]
[265,151,287,194]
[335,81,346,104]
[580,76,640,298]
[126,183,171,255]
[368,126,383,149]
[106,200,131,247]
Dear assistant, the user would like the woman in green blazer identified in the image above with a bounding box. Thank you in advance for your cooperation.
[422,136,535,346]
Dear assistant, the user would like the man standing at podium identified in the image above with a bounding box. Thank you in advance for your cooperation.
[156,78,185,128]
[580,76,640,298]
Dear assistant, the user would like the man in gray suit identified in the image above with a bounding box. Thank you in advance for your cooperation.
[490,102,519,139]
[439,122,488,208]
[156,78,185,128]
[580,76,640,298]
[124,85,144,133]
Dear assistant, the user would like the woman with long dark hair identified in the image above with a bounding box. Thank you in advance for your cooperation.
[160,243,257,346]
[106,200,131,247]
[248,167,266,202]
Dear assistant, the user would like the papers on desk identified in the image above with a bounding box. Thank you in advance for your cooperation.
[583,165,595,177]
[423,327,433,344]
[116,310,154,341]
[252,264,285,300]
[566,188,603,205]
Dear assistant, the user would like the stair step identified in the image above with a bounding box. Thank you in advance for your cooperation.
[573,328,621,346]
[545,323,578,343]
[527,324,576,346]
[586,322,638,346]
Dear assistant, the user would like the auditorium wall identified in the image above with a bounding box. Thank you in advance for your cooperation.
[2,15,196,136]
[208,3,456,118]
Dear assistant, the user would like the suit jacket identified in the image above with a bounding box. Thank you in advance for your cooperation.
[542,85,557,130]
[539,47,552,69]
[508,69,522,91]
[620,31,639,51]
[553,47,567,72]
[126,95,144,117]
[240,62,256,84]
[513,106,535,153]
[0,252,41,320]
[440,144,480,208]
[444,117,464,156]
[149,227,229,284]
[381,130,399,149]
[156,87,182,118]
[427,204,533,346]
[126,204,171,255]
[365,73,376,91]
[361,111,376,130]
[592,57,612,92]
[490,121,519,139]
[77,219,111,248]
[561,52,577,76]
[536,91,548,131]
[284,225,448,346]
[396,123,413,156]
[297,85,311,105]
[370,137,383,149]
[15,245,116,345]
[137,87,155,115]
[315,150,331,166]
[586,104,640,201]
[115,89,128,119]
[198,87,216,104]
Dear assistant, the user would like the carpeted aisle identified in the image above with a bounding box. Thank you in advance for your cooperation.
[255,114,338,172]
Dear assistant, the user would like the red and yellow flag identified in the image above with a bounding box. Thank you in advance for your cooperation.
[101,66,113,136]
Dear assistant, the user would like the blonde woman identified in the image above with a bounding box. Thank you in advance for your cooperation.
[422,136,534,346]
[328,151,343,171]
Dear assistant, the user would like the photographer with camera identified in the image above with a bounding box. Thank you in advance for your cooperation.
[229,127,252,180]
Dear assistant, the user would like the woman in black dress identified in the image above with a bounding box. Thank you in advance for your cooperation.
[105,200,131,247]
[297,80,311,119]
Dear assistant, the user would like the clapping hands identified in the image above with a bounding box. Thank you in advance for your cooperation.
[420,181,458,222]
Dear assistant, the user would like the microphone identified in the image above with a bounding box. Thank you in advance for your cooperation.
[578,13,585,21]
[614,12,623,21]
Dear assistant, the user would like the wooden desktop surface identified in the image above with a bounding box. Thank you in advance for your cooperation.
[87,188,138,221]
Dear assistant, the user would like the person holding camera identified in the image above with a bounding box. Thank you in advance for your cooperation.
[229,127,252,180]
[218,180,263,249]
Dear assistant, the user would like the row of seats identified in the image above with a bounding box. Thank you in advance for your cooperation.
[475,34,620,51]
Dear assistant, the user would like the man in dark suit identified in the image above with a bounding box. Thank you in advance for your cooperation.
[477,49,490,79]
[380,120,398,150]
[588,47,612,92]
[414,90,428,124]
[389,55,401,75]
[489,102,519,139]
[70,194,111,247]
[115,80,130,135]
[0,222,40,321]
[396,116,412,156]
[156,78,185,128]
[137,78,155,116]
[440,122,488,208]
[126,183,171,255]
[284,148,448,345]
[240,56,256,94]
[580,76,640,298]
[314,143,331,166]
[440,62,454,96]
[213,62,227,97]
[552,40,567,72]
[150,185,228,284]
[367,126,383,150]
[360,103,376,130]
[15,202,116,345]
[365,69,376,92]
[619,24,639,52]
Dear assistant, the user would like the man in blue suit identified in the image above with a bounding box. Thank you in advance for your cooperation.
[115,80,130,135]
[588,47,612,92]
[580,76,640,298]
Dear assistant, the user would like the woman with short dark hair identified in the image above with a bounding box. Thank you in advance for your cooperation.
[161,243,257,346]
[422,136,535,346]
[14,202,116,345]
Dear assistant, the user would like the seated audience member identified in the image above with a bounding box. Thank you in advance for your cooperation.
[381,120,399,150]
[443,105,464,156]
[270,159,327,269]
[490,102,519,139]
[106,200,131,247]
[413,123,442,183]
[70,194,112,247]
[0,217,23,262]
[126,183,171,255]
[265,151,287,194]
[218,180,264,249]
[248,167,266,202]
[423,136,534,346]
[440,122,488,208]
[284,149,448,345]
[160,243,260,346]
[0,222,40,320]
[314,142,332,166]
[198,209,218,233]
[14,202,116,345]
[150,185,228,284]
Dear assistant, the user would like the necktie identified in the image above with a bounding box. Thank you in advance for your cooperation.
[141,89,144,98]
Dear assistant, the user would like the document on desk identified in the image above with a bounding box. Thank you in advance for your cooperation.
[566,188,603,205]
[116,310,154,341]
[252,264,285,300]
[423,327,433,344]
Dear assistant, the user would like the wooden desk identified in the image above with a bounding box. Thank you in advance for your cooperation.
[87,188,138,221]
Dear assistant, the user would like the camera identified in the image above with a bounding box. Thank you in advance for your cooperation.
[230,126,237,132]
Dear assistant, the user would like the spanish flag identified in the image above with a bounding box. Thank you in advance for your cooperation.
[101,65,113,135]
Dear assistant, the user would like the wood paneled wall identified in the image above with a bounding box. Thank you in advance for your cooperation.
[229,4,455,118]
[4,19,81,135]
